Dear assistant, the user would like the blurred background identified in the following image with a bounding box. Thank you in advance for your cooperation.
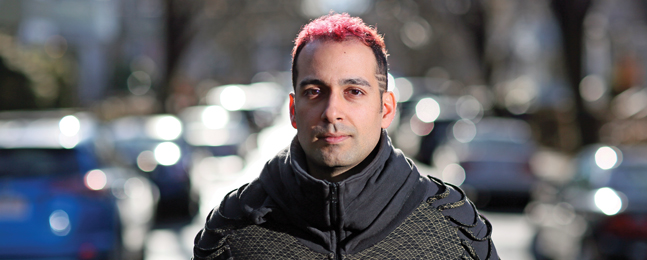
[1,0,647,259]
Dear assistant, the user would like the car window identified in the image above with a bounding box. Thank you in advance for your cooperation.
[113,139,161,164]
[0,149,80,177]
[608,165,647,191]
[462,140,534,161]
[469,140,532,152]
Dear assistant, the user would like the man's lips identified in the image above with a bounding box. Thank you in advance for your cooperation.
[318,134,350,144]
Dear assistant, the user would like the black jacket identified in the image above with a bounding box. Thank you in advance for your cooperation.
[194,131,498,259]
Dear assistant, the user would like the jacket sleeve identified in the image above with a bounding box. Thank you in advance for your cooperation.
[193,186,248,260]
[193,180,271,260]
[193,204,234,260]
[427,177,500,260]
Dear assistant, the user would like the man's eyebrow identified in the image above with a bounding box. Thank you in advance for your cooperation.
[298,78,327,89]
[339,78,371,87]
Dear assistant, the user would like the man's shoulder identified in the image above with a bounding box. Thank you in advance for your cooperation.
[208,179,270,224]
[193,180,272,259]
[421,175,499,260]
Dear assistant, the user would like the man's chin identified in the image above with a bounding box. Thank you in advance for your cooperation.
[316,153,352,168]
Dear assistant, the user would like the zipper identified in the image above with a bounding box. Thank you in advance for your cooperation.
[330,182,338,225]
[328,181,341,259]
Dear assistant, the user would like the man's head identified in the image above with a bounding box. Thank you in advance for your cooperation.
[292,13,389,94]
[289,13,396,181]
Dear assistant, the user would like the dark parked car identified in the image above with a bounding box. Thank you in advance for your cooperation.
[530,144,647,260]
[105,114,197,219]
[433,117,537,208]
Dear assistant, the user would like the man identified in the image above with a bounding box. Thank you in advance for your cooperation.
[194,13,498,259]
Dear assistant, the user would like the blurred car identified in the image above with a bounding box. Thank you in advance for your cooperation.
[433,117,537,208]
[104,114,196,219]
[530,144,647,260]
[390,90,486,166]
[178,105,251,157]
[204,82,286,132]
[177,105,250,208]
[0,110,158,260]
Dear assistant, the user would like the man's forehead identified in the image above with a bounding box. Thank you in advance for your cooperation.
[296,39,378,72]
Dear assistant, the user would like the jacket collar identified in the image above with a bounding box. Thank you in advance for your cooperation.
[259,129,428,251]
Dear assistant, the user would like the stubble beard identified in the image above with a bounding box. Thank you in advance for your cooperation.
[304,123,361,170]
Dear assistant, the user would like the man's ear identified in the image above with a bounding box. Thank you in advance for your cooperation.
[289,93,297,129]
[381,91,397,129]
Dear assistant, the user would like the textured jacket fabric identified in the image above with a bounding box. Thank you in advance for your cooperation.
[194,131,498,259]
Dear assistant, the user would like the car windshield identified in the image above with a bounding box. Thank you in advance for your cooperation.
[113,138,164,164]
[607,165,647,191]
[469,140,531,152]
[461,161,528,170]
[462,140,533,161]
[0,149,80,177]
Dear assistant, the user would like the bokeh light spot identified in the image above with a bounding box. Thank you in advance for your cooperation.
[201,106,229,129]
[409,116,435,136]
[401,18,432,49]
[453,119,477,143]
[84,169,107,191]
[595,146,619,170]
[456,95,482,120]
[147,115,182,141]
[594,187,622,215]
[580,75,606,102]
[137,150,157,172]
[127,71,152,96]
[59,115,80,137]
[154,142,181,166]
[220,86,246,111]
[49,210,71,236]
[416,97,441,123]
[394,77,414,102]
[442,163,466,186]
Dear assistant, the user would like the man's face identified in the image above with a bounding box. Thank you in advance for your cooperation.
[290,39,395,174]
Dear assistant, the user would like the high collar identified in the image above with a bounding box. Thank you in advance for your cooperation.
[258,129,429,252]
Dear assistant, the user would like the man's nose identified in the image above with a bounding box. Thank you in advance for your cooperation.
[321,91,344,123]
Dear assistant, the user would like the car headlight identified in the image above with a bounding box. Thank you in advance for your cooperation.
[594,146,621,170]
[220,85,246,111]
[59,115,80,136]
[154,142,181,166]
[594,187,623,216]
[147,115,183,141]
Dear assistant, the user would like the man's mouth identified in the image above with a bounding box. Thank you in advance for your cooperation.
[319,134,350,144]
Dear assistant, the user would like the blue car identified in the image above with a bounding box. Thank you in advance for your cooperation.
[0,111,158,259]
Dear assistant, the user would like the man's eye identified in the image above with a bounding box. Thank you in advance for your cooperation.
[348,89,363,96]
[304,89,320,96]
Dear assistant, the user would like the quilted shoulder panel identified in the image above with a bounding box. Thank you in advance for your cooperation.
[228,224,331,260]
[346,202,466,260]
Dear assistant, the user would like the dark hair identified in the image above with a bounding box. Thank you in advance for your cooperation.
[291,13,388,93]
